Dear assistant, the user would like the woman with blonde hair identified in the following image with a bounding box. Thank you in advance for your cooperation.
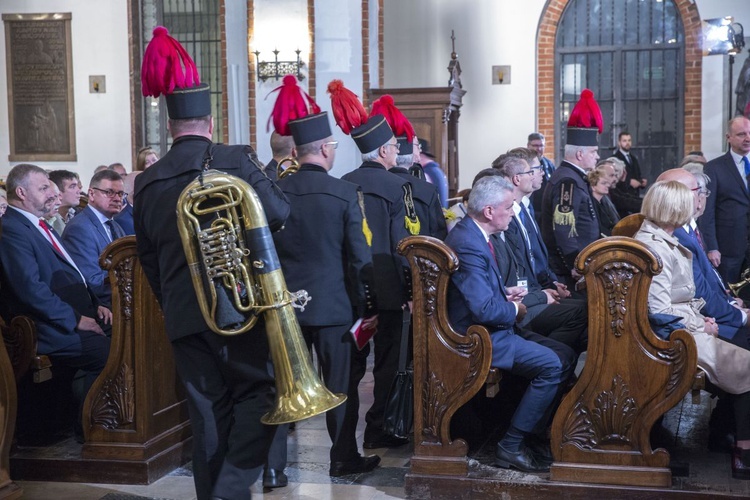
[635,180,750,479]
[134,146,159,171]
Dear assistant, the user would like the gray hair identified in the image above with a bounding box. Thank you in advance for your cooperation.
[494,155,528,180]
[361,148,380,162]
[690,171,710,190]
[467,176,514,216]
[396,153,414,167]
[564,144,586,159]
[7,163,47,202]
[681,162,704,175]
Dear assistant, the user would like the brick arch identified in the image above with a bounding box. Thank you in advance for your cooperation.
[536,0,702,160]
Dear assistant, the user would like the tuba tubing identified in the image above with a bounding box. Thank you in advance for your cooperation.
[277,157,299,179]
[177,170,346,424]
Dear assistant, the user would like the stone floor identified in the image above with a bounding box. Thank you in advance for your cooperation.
[13,353,750,499]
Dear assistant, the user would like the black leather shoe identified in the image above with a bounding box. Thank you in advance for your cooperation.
[733,448,750,480]
[525,435,553,465]
[708,429,735,454]
[262,468,288,488]
[329,454,381,477]
[495,444,549,473]
[363,435,409,449]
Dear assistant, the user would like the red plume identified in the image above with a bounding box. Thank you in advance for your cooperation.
[141,26,200,97]
[567,89,603,133]
[327,80,368,135]
[267,75,320,136]
[369,95,415,141]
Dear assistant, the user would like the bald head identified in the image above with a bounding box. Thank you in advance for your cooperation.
[657,168,700,217]
[656,168,697,189]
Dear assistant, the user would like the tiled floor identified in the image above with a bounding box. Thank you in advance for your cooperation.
[14,353,750,498]
[16,358,410,500]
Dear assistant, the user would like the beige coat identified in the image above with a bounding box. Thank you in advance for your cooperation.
[635,219,750,394]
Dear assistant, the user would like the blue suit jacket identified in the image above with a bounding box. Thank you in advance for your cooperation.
[0,207,99,354]
[61,205,123,306]
[699,151,750,259]
[674,226,742,339]
[114,202,134,236]
[445,217,520,370]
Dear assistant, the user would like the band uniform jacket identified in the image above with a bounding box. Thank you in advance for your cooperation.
[264,158,278,181]
[390,166,448,240]
[342,161,417,311]
[273,163,377,325]
[133,135,290,342]
[541,161,599,276]
[0,207,100,355]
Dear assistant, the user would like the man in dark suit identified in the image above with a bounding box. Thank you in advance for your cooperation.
[614,132,647,196]
[493,156,587,352]
[0,164,111,397]
[269,110,381,480]
[699,116,750,284]
[62,170,126,307]
[660,168,750,347]
[446,175,574,473]
[341,115,420,449]
[527,132,555,223]
[114,171,140,236]
[135,27,290,500]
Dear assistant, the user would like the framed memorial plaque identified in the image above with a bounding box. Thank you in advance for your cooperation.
[3,13,76,161]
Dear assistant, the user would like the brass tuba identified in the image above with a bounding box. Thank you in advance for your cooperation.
[176,170,346,424]
[277,157,299,180]
[729,268,750,297]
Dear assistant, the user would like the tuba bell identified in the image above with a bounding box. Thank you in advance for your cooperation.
[277,157,299,180]
[176,170,346,424]
[729,268,750,297]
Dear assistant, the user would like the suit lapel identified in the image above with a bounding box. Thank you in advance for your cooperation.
[84,207,112,244]
[9,209,79,273]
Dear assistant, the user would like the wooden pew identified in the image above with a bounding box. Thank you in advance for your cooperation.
[549,236,697,487]
[398,235,498,476]
[0,334,22,499]
[9,236,191,484]
[402,234,700,495]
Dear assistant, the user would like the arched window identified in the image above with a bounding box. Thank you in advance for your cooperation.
[555,0,684,179]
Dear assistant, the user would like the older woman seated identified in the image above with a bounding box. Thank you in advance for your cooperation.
[634,180,750,479]
[587,166,620,237]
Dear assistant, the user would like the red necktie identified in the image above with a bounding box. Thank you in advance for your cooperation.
[694,226,705,252]
[488,240,496,259]
[39,219,63,255]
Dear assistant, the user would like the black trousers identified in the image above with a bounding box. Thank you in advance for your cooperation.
[172,329,275,500]
[361,309,404,442]
[522,298,588,353]
[266,323,360,467]
[48,330,110,397]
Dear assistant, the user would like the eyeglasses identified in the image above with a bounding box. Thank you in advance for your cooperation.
[322,141,339,150]
[530,166,544,174]
[92,187,125,198]
[517,170,536,176]
[699,188,711,198]
[385,142,401,152]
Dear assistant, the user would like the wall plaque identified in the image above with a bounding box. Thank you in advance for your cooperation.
[3,13,76,161]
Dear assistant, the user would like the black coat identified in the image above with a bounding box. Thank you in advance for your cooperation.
[134,135,290,341]
[342,161,415,311]
[274,163,377,324]
[540,161,599,276]
[614,149,642,197]
[390,166,447,240]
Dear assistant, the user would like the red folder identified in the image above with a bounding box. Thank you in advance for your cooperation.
[350,318,377,350]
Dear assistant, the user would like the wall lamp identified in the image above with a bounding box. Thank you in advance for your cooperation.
[253,49,305,82]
